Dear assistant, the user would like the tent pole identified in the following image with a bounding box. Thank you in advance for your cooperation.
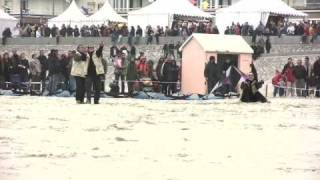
[19,0,23,26]
[52,0,55,16]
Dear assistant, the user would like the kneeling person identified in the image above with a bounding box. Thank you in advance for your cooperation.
[240,72,267,103]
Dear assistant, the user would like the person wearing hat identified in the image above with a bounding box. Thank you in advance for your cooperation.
[85,42,105,104]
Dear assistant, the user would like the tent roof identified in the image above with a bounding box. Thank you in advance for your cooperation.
[48,0,87,23]
[217,0,307,17]
[129,0,212,18]
[180,33,253,54]
[87,1,127,23]
[0,8,17,20]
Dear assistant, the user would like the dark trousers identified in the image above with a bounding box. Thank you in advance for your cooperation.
[162,83,168,95]
[2,37,7,45]
[128,36,133,45]
[207,80,214,94]
[168,82,176,95]
[155,35,160,44]
[273,86,285,97]
[85,75,101,103]
[40,72,47,93]
[115,73,125,94]
[75,76,85,102]
[316,83,320,97]
[146,35,153,45]
[127,81,134,95]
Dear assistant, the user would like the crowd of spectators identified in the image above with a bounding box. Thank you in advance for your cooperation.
[0,43,182,96]
[1,21,217,38]
[272,56,320,97]
[224,20,320,39]
[2,20,319,46]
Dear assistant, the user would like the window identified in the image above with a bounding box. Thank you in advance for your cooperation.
[21,0,29,14]
[307,0,320,7]
[4,0,13,13]
[98,3,103,9]
[87,2,96,13]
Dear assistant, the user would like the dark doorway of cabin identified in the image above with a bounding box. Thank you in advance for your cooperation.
[217,54,238,73]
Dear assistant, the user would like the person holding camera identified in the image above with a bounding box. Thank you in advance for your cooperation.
[240,63,267,103]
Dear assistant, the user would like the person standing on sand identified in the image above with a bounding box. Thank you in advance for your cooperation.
[85,42,105,104]
[71,45,88,104]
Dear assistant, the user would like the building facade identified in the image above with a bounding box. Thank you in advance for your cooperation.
[0,0,153,16]
[0,0,319,22]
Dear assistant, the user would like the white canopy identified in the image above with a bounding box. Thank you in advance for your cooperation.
[216,0,308,33]
[86,0,127,25]
[128,0,213,32]
[0,9,18,38]
[48,0,87,28]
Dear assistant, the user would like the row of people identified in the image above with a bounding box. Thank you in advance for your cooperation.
[0,46,181,99]
[272,56,320,97]
[110,49,180,97]
[3,20,319,40]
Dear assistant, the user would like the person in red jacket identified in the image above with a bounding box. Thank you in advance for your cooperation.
[272,70,281,97]
[272,70,286,97]
[283,61,295,97]
[136,56,149,78]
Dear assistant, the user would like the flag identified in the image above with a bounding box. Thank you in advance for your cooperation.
[212,66,244,96]
[226,66,243,89]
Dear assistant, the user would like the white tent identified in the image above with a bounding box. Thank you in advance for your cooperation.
[86,0,127,25]
[0,9,18,38]
[128,0,213,32]
[216,0,308,33]
[48,0,87,28]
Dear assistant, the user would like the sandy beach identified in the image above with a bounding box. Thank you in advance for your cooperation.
[0,96,320,180]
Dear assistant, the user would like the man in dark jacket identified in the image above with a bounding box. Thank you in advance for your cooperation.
[51,25,58,37]
[135,25,143,44]
[129,45,136,59]
[293,59,307,97]
[8,51,23,91]
[128,26,135,45]
[265,36,271,53]
[66,25,74,37]
[313,57,320,97]
[60,24,67,37]
[74,25,80,37]
[126,58,138,96]
[44,25,51,37]
[162,59,178,96]
[2,28,12,45]
[47,49,61,95]
[110,45,119,59]
[204,56,220,94]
